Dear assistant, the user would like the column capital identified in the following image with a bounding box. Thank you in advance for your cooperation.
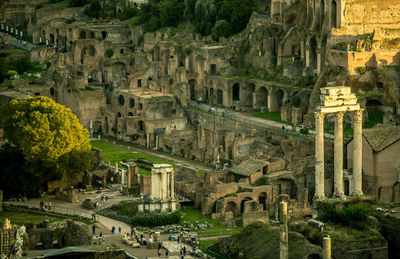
[315,112,326,123]
[353,109,364,122]
[334,111,345,120]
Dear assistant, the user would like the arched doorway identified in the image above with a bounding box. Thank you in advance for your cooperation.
[226,202,237,215]
[79,31,86,39]
[255,87,268,109]
[138,120,145,131]
[232,83,240,102]
[189,79,197,101]
[366,99,383,112]
[331,0,337,28]
[310,37,318,70]
[217,89,223,105]
[240,197,253,213]
[258,193,267,210]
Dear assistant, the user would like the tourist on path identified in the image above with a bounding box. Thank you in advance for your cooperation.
[165,249,169,256]
[45,201,48,209]
[158,248,161,256]
[92,225,96,235]
[111,226,116,234]
[183,246,186,256]
[118,225,122,234]
[40,200,43,209]
[48,201,51,210]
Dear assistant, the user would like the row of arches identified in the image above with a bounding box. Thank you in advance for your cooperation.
[224,192,269,216]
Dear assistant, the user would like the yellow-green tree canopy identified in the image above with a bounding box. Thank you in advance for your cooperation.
[0,96,91,163]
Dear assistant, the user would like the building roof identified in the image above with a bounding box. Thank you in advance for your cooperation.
[363,126,400,153]
[229,158,268,177]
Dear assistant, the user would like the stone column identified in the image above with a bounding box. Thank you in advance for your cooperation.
[171,170,175,199]
[323,236,331,259]
[127,166,132,188]
[305,42,310,68]
[314,112,326,200]
[146,133,150,148]
[333,111,345,198]
[121,169,125,185]
[280,201,288,259]
[352,109,363,196]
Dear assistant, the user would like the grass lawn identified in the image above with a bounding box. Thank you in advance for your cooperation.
[180,206,241,238]
[123,16,140,25]
[91,140,180,175]
[0,211,63,226]
[199,239,219,250]
[48,0,69,8]
[252,112,289,124]
[364,111,384,129]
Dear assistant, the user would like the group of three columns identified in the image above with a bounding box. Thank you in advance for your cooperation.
[314,109,363,200]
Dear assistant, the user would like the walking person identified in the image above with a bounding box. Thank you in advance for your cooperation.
[40,200,44,209]
[111,226,116,234]
[118,225,121,235]
[183,246,186,256]
[44,201,48,209]
[92,225,96,235]
[158,248,161,256]
[165,249,169,257]
[48,201,51,210]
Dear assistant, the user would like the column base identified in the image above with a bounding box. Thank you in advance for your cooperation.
[333,193,346,200]
[351,190,363,196]
[313,194,326,202]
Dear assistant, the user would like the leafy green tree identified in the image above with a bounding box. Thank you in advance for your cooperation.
[105,48,114,58]
[159,0,184,27]
[0,96,91,165]
[68,0,88,7]
[84,0,102,18]
[217,0,256,34]
[183,0,196,20]
[211,19,232,41]
[194,0,216,35]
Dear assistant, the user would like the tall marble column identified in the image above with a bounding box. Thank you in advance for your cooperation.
[334,111,345,198]
[314,112,326,199]
[323,236,332,259]
[280,201,288,259]
[352,109,363,196]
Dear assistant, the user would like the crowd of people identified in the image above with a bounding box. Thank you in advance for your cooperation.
[39,200,52,210]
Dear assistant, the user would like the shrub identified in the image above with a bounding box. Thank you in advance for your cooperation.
[66,17,76,24]
[105,48,114,58]
[317,202,370,230]
[211,20,232,41]
[131,212,181,227]
[300,128,309,134]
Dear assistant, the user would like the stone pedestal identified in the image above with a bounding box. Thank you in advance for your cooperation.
[323,236,331,259]
[352,109,363,196]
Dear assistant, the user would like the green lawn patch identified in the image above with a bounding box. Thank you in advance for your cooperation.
[181,206,241,238]
[123,16,140,25]
[252,112,289,124]
[0,211,63,225]
[199,239,219,250]
[91,140,180,175]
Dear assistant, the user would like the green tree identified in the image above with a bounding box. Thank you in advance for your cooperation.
[68,0,88,7]
[85,0,102,18]
[217,0,256,34]
[194,0,216,35]
[211,19,232,41]
[0,96,91,165]
[159,0,184,27]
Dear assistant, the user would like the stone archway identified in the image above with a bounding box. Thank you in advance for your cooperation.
[366,99,383,112]
[232,83,240,102]
[258,192,267,210]
[331,0,337,28]
[240,197,253,213]
[138,120,145,131]
[226,201,237,215]
[254,86,268,109]
[189,79,197,101]
[79,31,86,39]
